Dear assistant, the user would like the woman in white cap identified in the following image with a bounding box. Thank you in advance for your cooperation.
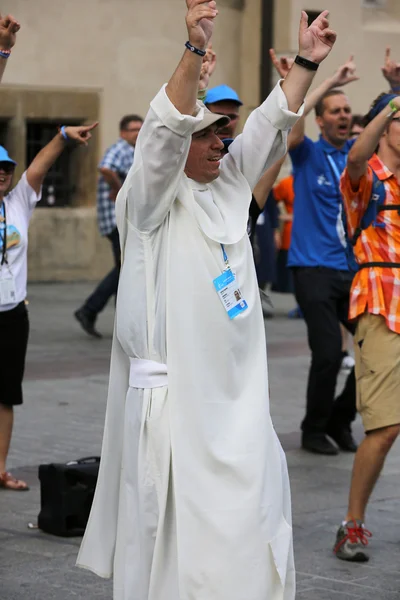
[0,123,97,490]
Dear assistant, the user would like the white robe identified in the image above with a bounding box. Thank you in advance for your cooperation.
[77,82,302,600]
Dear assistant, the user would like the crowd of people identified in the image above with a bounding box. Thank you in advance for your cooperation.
[1,1,400,598]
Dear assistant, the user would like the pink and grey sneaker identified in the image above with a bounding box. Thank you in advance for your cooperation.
[333,519,372,562]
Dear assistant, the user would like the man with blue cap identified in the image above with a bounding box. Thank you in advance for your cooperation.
[333,89,400,562]
[205,84,243,141]
[205,76,285,319]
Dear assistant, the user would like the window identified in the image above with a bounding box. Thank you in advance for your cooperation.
[0,119,9,147]
[26,120,81,208]
[362,0,387,6]
[304,10,320,25]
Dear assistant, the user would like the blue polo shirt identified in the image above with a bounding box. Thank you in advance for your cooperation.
[288,135,355,270]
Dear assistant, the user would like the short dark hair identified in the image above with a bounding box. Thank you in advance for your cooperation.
[350,114,365,129]
[364,92,388,126]
[119,114,143,131]
[315,89,346,117]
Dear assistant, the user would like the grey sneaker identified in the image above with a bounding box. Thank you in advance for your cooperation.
[333,519,372,562]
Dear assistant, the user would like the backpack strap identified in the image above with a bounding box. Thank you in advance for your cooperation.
[350,169,385,247]
[359,261,400,269]
[377,204,400,212]
[353,167,400,269]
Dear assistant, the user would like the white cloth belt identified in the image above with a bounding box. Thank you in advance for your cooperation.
[129,358,168,389]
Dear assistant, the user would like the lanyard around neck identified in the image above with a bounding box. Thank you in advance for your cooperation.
[221,244,231,271]
[0,201,7,266]
[326,153,347,186]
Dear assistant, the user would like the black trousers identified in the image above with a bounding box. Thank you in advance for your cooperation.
[293,267,357,435]
[84,228,121,317]
[0,302,29,406]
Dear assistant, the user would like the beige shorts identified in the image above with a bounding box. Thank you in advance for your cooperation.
[354,313,400,432]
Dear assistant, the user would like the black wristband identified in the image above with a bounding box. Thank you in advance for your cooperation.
[294,55,319,72]
[185,41,206,57]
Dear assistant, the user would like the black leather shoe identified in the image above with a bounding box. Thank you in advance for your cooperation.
[327,428,358,453]
[302,433,339,455]
[74,309,102,339]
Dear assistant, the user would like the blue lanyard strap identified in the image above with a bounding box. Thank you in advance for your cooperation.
[221,244,230,270]
[0,201,6,266]
[326,153,347,186]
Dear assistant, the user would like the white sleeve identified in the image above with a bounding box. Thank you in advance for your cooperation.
[116,85,204,234]
[8,171,42,216]
[223,81,304,192]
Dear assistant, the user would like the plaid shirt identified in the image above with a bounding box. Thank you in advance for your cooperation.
[341,154,400,334]
[97,138,134,236]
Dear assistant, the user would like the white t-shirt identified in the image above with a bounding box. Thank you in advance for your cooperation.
[0,172,41,312]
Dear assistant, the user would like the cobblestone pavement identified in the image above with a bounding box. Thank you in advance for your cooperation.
[1,283,399,599]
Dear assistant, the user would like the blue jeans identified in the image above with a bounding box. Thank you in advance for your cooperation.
[84,228,120,318]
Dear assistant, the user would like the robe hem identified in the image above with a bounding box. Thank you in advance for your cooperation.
[76,561,112,580]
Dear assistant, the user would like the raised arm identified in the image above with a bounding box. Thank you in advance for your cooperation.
[270,51,358,149]
[381,47,400,94]
[198,44,217,100]
[118,0,218,233]
[252,156,286,211]
[0,14,20,83]
[166,0,217,115]
[347,96,400,185]
[26,124,98,194]
[226,10,336,191]
[281,11,336,112]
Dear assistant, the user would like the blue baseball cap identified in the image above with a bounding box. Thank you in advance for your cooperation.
[0,145,16,165]
[205,85,243,106]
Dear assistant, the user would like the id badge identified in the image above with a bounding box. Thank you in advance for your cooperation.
[0,275,17,305]
[213,269,248,320]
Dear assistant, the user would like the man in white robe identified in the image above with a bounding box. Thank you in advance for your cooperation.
[77,2,337,599]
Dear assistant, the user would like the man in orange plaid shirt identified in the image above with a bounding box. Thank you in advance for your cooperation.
[334,91,400,562]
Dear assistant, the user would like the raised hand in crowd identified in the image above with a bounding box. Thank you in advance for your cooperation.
[166,0,218,114]
[275,53,358,149]
[297,10,336,64]
[0,13,20,50]
[0,13,20,83]
[26,123,98,194]
[281,10,337,113]
[186,0,217,52]
[381,46,400,93]
[199,43,217,95]
[268,49,294,79]
[62,123,99,146]
[330,55,359,87]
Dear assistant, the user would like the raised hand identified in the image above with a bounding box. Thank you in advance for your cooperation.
[331,55,359,87]
[298,10,336,64]
[0,14,20,50]
[186,0,218,51]
[64,122,99,146]
[381,47,400,89]
[269,49,294,78]
[199,43,217,90]
[205,43,217,77]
